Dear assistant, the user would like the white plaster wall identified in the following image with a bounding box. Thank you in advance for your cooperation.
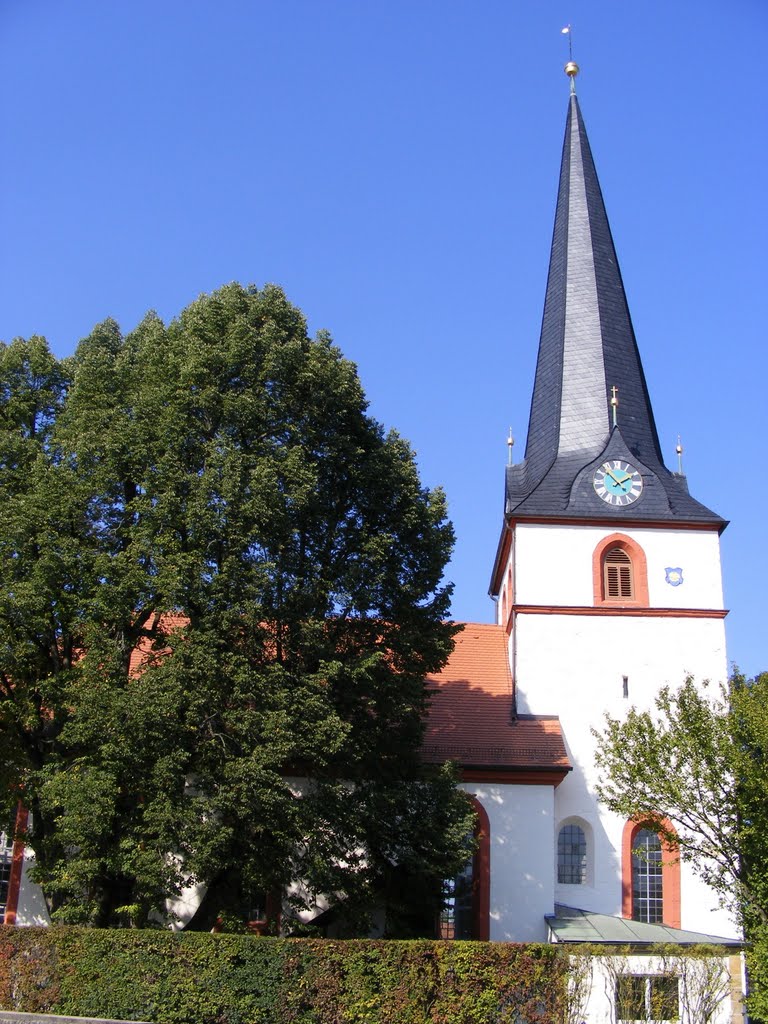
[515,611,734,938]
[463,781,555,942]
[513,523,725,610]
[550,791,736,938]
[15,851,50,927]
[573,954,738,1024]
[10,846,202,930]
[508,519,737,940]
[515,613,728,719]
[167,877,207,930]
[679,855,736,939]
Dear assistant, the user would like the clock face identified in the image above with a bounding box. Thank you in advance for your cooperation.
[593,460,643,506]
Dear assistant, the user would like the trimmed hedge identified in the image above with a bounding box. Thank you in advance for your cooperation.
[0,928,567,1024]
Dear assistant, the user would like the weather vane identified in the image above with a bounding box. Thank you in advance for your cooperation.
[507,428,515,466]
[561,24,573,61]
[562,25,579,93]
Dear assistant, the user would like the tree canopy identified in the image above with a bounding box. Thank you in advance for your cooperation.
[593,673,768,1016]
[0,283,475,932]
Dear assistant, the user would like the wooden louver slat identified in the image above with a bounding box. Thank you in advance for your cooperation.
[604,547,634,599]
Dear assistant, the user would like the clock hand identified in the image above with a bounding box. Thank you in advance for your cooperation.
[605,469,634,492]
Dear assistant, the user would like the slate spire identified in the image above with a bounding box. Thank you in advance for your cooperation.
[503,89,723,527]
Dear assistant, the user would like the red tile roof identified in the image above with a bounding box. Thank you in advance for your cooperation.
[422,623,570,776]
[125,614,568,779]
[128,611,188,675]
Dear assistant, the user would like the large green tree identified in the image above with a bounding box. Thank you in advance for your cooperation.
[0,283,474,932]
[593,673,768,1018]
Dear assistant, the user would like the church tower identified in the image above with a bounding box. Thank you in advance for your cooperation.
[489,65,732,937]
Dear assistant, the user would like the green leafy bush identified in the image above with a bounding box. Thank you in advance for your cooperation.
[0,929,567,1024]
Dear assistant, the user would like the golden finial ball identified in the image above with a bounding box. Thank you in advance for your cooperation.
[564,61,580,78]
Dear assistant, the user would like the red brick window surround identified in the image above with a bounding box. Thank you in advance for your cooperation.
[470,798,491,941]
[593,533,649,607]
[438,796,490,941]
[0,829,12,922]
[2,803,29,926]
[621,818,681,928]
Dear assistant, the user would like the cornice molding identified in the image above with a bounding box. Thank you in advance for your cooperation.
[461,767,571,786]
[512,604,728,619]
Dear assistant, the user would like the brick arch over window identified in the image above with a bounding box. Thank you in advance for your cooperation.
[470,797,491,941]
[621,818,681,928]
[592,533,649,607]
[440,796,490,941]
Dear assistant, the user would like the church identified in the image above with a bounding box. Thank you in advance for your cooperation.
[419,60,743,1019]
[1,57,744,1022]
[421,59,738,952]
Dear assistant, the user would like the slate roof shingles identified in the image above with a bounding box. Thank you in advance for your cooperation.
[508,94,724,528]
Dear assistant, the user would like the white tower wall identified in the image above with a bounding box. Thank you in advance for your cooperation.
[497,520,736,939]
[462,781,556,943]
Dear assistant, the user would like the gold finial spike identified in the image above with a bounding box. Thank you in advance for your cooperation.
[609,385,619,428]
[562,25,579,94]
[507,428,515,466]
[676,435,684,474]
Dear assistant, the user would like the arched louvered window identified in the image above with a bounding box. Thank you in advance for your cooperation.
[593,534,649,607]
[603,547,634,600]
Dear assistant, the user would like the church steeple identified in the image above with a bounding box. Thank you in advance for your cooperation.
[503,85,723,527]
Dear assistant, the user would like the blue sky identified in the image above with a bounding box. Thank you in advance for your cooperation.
[1,1,765,675]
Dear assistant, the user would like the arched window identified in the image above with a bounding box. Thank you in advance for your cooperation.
[439,797,490,940]
[499,566,513,631]
[631,829,663,923]
[593,534,649,607]
[440,858,474,939]
[621,819,680,928]
[0,827,13,923]
[557,824,587,884]
[245,889,281,935]
[1,803,28,926]
[604,547,633,600]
